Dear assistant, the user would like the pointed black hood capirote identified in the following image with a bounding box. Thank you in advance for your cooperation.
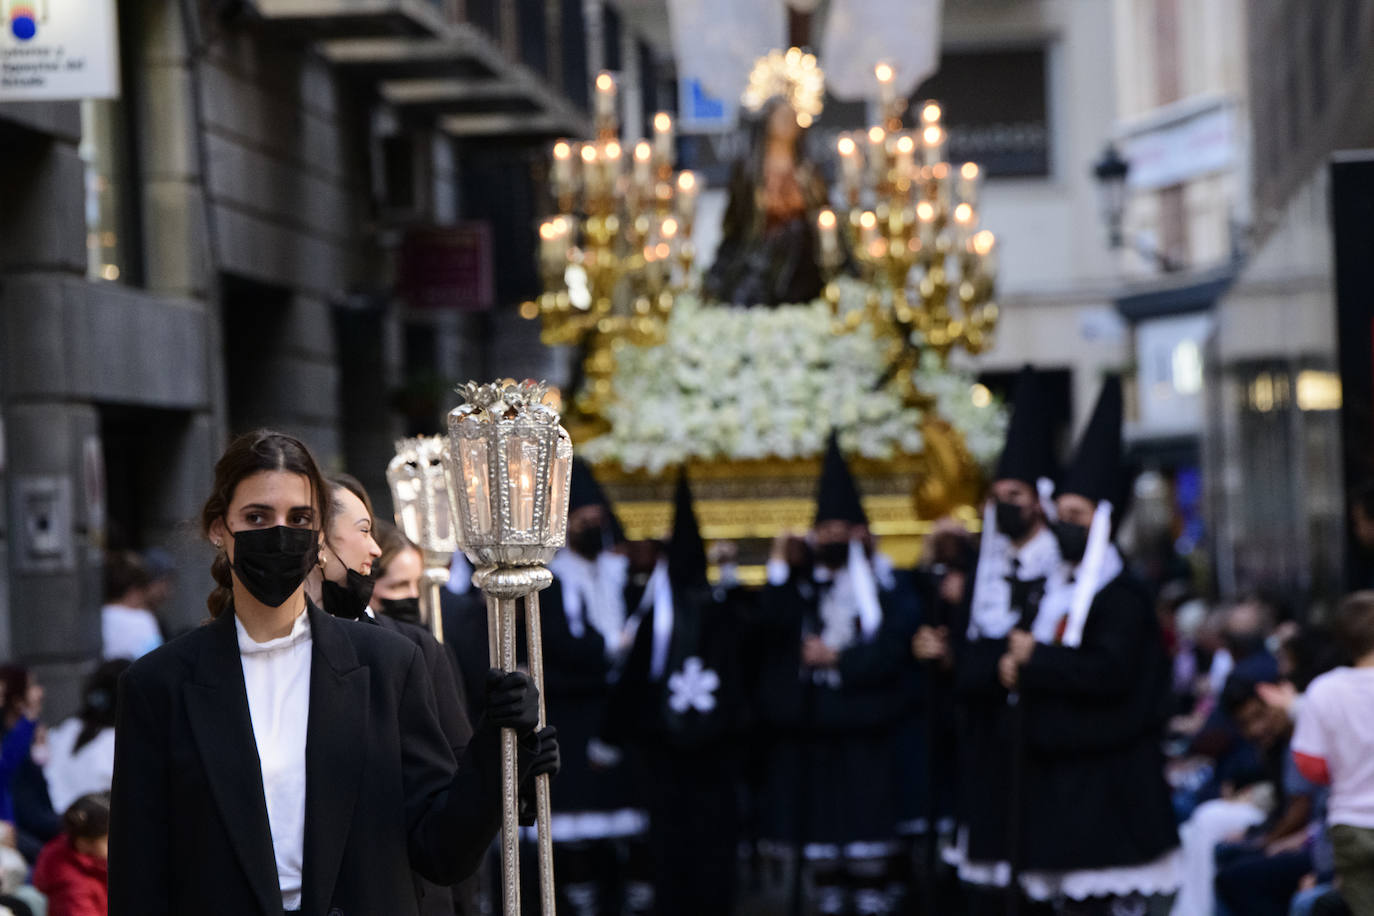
[814,432,869,527]
[1056,376,1124,505]
[993,366,1058,487]
[667,467,709,590]
[568,456,626,543]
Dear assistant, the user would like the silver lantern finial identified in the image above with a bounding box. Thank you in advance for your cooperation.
[386,434,458,643]
[446,379,570,916]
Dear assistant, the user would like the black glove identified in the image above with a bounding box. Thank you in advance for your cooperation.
[517,726,560,826]
[484,669,540,737]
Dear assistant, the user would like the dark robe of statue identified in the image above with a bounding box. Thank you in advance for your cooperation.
[705,97,829,307]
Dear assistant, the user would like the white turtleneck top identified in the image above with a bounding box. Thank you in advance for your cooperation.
[235,611,312,911]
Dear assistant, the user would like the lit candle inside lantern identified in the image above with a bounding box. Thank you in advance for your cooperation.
[551,140,574,198]
[817,208,840,266]
[653,112,675,166]
[922,124,947,167]
[675,170,698,224]
[875,61,896,115]
[594,72,617,123]
[957,162,982,210]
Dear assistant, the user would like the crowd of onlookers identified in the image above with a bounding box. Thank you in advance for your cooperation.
[0,549,177,916]
[1151,586,1374,915]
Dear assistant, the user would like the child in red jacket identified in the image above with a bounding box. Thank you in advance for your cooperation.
[32,793,108,916]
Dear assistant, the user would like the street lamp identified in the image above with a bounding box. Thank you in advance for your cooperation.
[1092,141,1130,250]
[447,378,572,916]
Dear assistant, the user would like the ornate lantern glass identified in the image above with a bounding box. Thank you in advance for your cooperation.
[386,435,459,565]
[446,380,573,568]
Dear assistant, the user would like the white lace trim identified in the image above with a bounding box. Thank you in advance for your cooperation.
[1020,846,1183,901]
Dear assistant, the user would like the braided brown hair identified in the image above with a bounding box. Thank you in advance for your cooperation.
[199,430,329,618]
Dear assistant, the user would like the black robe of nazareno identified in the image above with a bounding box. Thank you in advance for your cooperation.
[605,583,749,916]
[1015,573,1179,872]
[753,572,913,847]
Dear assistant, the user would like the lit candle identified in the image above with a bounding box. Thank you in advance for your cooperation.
[653,111,675,166]
[957,162,982,210]
[894,133,917,183]
[916,199,937,248]
[817,208,840,266]
[875,62,896,116]
[633,140,653,192]
[920,100,943,128]
[675,170,698,224]
[859,210,878,249]
[581,143,600,194]
[594,72,617,124]
[552,140,575,198]
[952,201,977,246]
[867,126,887,183]
[837,134,863,199]
[922,124,947,167]
[603,140,623,191]
[970,229,997,276]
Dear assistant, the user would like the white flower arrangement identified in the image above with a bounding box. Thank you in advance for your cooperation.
[579,281,1006,473]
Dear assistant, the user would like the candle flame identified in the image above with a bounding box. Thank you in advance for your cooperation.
[916,201,935,221]
[634,141,652,161]
[539,221,558,240]
[818,209,837,230]
[837,136,857,156]
[875,62,895,84]
[859,211,877,230]
[961,162,980,180]
[954,203,974,224]
[922,102,942,124]
[595,72,614,93]
[868,126,886,145]
[580,145,597,163]
[661,217,679,238]
[923,125,944,146]
[553,141,571,160]
[972,229,996,255]
[655,242,671,259]
[677,170,696,192]
[654,112,672,133]
[605,140,622,159]
[896,135,916,155]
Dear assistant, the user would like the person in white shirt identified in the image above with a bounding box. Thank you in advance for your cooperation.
[43,659,129,814]
[1291,590,1374,914]
[100,551,162,661]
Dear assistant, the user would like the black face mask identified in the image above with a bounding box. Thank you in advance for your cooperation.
[375,596,422,626]
[1053,521,1090,565]
[995,501,1034,542]
[568,526,604,560]
[816,541,849,570]
[229,525,317,608]
[321,564,376,620]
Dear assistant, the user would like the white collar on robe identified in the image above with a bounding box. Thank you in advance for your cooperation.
[968,511,1061,640]
[549,547,629,645]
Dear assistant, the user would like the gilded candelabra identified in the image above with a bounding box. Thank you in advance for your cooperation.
[530,72,699,425]
[820,64,1000,406]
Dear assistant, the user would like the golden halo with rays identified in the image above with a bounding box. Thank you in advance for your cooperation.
[740,47,826,128]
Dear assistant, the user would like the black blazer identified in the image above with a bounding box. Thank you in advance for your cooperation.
[109,602,502,916]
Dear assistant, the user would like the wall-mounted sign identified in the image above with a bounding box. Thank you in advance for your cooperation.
[1119,95,1236,191]
[0,0,119,102]
[398,223,495,312]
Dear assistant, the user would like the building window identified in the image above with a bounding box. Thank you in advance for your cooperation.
[79,100,136,285]
[911,47,1051,178]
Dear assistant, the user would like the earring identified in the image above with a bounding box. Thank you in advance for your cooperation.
[213,540,222,549]
[318,553,327,570]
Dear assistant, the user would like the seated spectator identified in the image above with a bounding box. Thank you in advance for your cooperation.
[32,793,109,916]
[0,666,54,863]
[44,660,129,813]
[1291,592,1374,915]
[99,550,162,660]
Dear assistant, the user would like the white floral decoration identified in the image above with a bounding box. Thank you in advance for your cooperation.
[579,280,1007,473]
[667,657,720,714]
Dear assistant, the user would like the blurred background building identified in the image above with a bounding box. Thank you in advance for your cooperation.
[2,0,1372,705]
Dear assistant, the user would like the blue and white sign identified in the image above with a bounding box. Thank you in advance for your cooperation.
[1,0,120,101]
[678,75,737,133]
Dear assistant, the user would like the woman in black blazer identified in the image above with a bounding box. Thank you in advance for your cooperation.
[110,430,544,916]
